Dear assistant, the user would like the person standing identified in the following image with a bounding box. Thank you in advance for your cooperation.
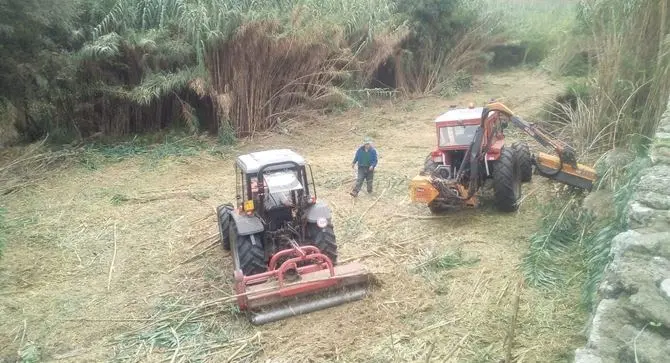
[350,136,378,197]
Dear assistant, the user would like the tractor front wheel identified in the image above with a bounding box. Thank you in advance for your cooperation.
[216,203,234,251]
[230,222,266,276]
[512,142,532,183]
[492,146,522,212]
[428,201,447,214]
[421,154,438,176]
[306,223,338,264]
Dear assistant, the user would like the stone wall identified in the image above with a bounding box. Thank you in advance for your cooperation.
[574,100,670,363]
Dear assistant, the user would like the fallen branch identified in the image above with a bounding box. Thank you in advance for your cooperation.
[226,341,249,363]
[62,318,153,323]
[504,277,523,363]
[393,213,452,220]
[169,327,181,363]
[425,341,435,363]
[107,222,118,291]
[357,188,387,224]
[178,240,218,265]
[445,333,470,362]
[188,233,219,250]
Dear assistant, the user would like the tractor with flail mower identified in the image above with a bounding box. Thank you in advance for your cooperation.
[409,101,598,213]
[216,149,371,325]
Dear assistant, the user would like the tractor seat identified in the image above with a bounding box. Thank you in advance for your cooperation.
[265,205,293,230]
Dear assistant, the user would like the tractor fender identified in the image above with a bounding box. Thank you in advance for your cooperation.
[305,202,332,223]
[230,212,264,236]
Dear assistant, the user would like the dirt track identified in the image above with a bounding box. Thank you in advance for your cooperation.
[0,69,586,362]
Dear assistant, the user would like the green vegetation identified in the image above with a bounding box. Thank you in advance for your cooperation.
[522,152,649,310]
[1,0,497,145]
[483,0,580,67]
[519,0,669,314]
[416,248,481,273]
[547,0,669,153]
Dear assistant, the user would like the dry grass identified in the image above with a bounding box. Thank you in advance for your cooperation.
[396,18,505,95]
[0,70,585,362]
[206,20,409,138]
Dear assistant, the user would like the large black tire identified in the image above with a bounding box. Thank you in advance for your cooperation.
[492,146,522,212]
[306,223,338,264]
[216,204,234,251]
[421,154,438,176]
[230,222,266,276]
[428,201,447,214]
[512,142,533,183]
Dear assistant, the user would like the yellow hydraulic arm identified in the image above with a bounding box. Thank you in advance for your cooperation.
[482,102,598,191]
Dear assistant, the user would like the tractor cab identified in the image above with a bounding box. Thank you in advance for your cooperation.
[425,104,505,180]
[435,106,483,150]
[235,149,318,229]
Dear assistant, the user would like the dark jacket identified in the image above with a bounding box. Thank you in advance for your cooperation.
[352,146,378,168]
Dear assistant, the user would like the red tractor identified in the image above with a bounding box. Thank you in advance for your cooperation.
[410,101,597,213]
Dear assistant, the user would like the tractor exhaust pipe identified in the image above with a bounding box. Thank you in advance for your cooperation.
[249,287,368,325]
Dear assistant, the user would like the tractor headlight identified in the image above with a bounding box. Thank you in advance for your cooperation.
[316,217,328,228]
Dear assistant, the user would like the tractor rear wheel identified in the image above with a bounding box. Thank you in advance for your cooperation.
[492,146,522,212]
[512,142,532,183]
[306,223,338,264]
[216,203,234,251]
[230,222,266,276]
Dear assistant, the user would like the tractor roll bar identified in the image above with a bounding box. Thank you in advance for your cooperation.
[256,161,310,210]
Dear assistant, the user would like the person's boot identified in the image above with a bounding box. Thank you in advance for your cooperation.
[350,190,358,197]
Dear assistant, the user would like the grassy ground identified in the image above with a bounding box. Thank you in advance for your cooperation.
[0,69,586,362]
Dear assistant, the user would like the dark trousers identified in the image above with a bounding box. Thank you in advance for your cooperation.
[353,166,374,194]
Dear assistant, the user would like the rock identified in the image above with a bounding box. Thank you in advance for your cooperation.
[583,189,615,221]
[610,231,670,258]
[629,286,670,328]
[636,190,670,210]
[582,299,630,358]
[574,348,602,363]
[652,146,670,165]
[661,279,670,300]
[628,201,670,230]
[617,324,670,363]
[636,165,670,193]
[575,98,670,363]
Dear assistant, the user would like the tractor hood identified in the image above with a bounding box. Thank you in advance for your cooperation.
[264,171,303,194]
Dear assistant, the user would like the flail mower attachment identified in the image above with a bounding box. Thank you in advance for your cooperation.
[234,244,372,325]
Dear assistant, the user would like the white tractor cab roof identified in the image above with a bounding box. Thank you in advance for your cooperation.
[434,106,484,124]
[237,149,306,174]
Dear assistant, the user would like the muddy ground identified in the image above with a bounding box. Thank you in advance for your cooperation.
[0,69,586,362]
